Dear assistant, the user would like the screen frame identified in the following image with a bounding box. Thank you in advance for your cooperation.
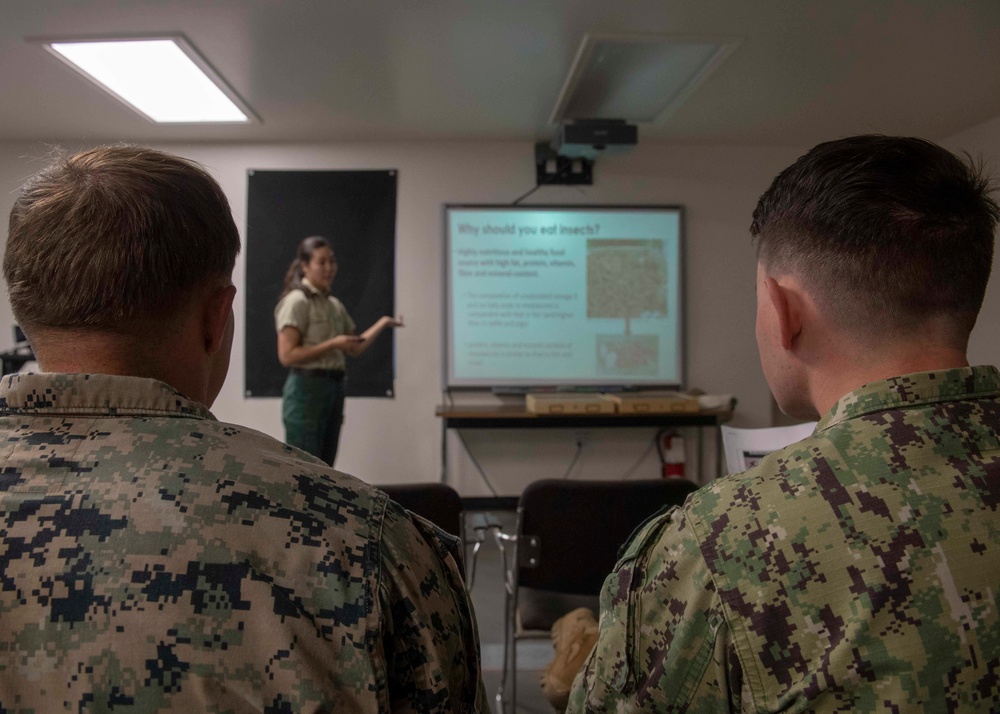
[442,203,685,391]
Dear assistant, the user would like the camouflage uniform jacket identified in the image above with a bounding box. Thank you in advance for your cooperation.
[569,366,1000,713]
[0,373,487,713]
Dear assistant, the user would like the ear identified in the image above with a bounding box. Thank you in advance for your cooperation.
[203,282,237,355]
[763,277,803,351]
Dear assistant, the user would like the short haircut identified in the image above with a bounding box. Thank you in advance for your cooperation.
[5,145,241,331]
[751,135,999,337]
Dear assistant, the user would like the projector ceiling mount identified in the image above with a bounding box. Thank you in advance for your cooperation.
[534,142,593,186]
[535,118,637,186]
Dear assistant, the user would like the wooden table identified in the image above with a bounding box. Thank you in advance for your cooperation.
[435,403,733,484]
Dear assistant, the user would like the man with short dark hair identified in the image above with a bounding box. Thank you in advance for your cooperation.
[0,146,486,712]
[568,135,1000,712]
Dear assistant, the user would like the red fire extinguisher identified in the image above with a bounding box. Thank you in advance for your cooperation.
[657,430,686,478]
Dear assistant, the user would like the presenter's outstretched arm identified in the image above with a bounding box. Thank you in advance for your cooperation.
[343,315,404,357]
[277,316,403,365]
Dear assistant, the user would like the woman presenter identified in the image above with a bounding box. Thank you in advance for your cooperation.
[275,236,403,465]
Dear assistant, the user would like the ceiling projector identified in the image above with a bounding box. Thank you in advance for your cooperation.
[552,119,638,159]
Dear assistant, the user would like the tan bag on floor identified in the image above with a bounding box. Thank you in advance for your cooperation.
[539,607,600,712]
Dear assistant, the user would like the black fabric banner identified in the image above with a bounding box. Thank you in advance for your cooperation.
[245,170,397,398]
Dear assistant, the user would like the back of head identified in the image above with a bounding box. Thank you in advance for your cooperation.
[5,146,241,333]
[751,135,999,342]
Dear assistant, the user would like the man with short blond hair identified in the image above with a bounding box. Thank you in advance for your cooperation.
[0,146,486,713]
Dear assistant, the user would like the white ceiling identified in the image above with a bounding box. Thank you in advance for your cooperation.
[2,0,999,146]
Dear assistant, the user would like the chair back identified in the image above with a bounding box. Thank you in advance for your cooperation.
[514,478,697,629]
[380,482,463,538]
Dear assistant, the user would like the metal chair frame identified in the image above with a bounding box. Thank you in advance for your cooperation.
[492,478,698,713]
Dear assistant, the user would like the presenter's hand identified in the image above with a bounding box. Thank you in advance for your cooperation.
[328,335,364,350]
[381,315,404,328]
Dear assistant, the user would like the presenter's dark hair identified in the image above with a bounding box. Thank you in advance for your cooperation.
[751,134,999,338]
[5,145,240,331]
[280,235,332,298]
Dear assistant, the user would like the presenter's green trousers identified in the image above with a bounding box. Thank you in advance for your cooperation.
[282,371,345,467]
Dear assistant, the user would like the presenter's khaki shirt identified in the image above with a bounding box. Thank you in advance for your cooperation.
[274,278,356,371]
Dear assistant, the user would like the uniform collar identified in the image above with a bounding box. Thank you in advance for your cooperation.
[0,372,215,419]
[301,278,328,298]
[818,365,1000,432]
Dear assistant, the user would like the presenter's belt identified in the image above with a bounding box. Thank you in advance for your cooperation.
[290,367,345,381]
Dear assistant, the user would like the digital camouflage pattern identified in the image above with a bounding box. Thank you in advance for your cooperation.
[569,366,1000,713]
[0,373,487,713]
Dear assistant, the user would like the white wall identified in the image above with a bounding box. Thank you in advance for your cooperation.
[945,115,1000,368]
[0,139,838,494]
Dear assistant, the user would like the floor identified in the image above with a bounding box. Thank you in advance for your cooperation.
[466,509,555,714]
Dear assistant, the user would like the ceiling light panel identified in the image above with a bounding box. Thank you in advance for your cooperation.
[43,36,253,124]
[551,34,740,125]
